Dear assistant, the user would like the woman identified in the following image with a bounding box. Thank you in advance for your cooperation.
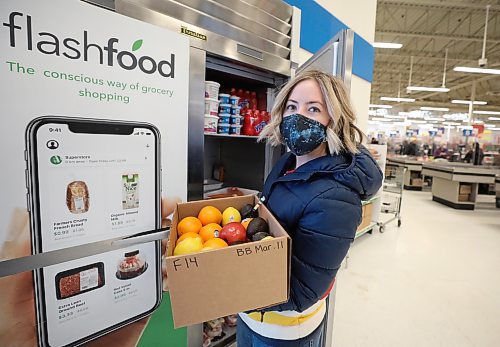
[237,70,383,346]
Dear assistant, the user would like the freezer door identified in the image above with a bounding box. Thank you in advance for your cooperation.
[295,29,355,347]
[296,29,354,91]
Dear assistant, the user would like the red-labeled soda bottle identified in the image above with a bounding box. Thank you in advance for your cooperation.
[242,110,257,136]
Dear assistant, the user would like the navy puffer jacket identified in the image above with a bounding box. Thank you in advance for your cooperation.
[260,146,383,312]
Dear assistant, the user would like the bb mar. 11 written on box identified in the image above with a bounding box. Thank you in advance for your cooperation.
[165,195,291,328]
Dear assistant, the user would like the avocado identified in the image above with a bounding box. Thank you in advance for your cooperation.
[246,217,269,238]
[239,204,258,220]
[251,232,270,242]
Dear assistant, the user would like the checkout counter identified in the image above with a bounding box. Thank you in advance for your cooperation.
[422,162,500,210]
[496,175,500,208]
[387,157,424,191]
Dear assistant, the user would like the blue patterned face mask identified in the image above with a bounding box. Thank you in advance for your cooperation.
[280,113,327,156]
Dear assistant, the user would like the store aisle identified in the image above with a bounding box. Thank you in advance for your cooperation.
[333,191,500,347]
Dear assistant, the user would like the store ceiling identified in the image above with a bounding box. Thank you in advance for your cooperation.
[372,0,500,124]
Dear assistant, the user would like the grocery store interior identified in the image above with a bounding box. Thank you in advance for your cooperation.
[1,0,499,347]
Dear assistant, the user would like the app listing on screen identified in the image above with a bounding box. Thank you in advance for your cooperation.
[31,122,160,347]
[35,123,157,251]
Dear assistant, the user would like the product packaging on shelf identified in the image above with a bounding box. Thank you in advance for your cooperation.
[229,124,242,135]
[219,104,232,114]
[229,95,240,106]
[219,93,231,105]
[205,98,219,116]
[217,124,230,134]
[165,195,291,328]
[205,81,221,99]
[204,115,219,134]
[230,115,243,126]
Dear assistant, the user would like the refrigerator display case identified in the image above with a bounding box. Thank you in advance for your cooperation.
[115,1,354,346]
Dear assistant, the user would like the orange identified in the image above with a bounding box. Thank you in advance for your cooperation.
[176,232,202,245]
[198,206,222,226]
[203,238,228,249]
[177,216,202,236]
[241,218,253,230]
[199,223,222,242]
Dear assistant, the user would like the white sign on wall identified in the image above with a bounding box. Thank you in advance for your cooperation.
[0,0,189,346]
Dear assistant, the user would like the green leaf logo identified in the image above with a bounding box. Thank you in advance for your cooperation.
[132,39,143,51]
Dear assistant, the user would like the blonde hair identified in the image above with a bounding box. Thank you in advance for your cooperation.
[258,69,364,154]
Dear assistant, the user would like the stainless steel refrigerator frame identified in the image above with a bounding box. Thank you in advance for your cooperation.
[113,2,354,346]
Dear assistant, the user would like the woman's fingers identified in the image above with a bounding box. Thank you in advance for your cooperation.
[161,196,181,220]
[1,208,31,260]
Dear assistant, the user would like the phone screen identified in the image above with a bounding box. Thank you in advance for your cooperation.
[27,118,161,347]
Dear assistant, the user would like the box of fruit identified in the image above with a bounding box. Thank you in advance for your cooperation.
[165,194,291,328]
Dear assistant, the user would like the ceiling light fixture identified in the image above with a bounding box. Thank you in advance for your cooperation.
[407,86,450,92]
[381,73,415,103]
[453,66,500,75]
[369,104,392,109]
[421,107,449,111]
[488,117,500,121]
[443,122,461,126]
[384,115,405,119]
[473,110,500,115]
[444,113,468,120]
[406,50,450,93]
[381,97,416,102]
[452,100,487,105]
[454,6,496,75]
[424,117,445,121]
[371,117,393,122]
[373,42,403,49]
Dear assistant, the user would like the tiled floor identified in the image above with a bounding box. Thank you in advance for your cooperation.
[333,191,500,347]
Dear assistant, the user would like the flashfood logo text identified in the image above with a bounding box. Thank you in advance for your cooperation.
[3,11,176,78]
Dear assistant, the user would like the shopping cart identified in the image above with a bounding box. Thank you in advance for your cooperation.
[378,163,405,232]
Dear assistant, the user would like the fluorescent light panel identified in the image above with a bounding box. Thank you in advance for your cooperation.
[473,110,500,115]
[381,97,416,102]
[369,104,392,109]
[371,117,393,122]
[407,86,450,92]
[420,106,449,111]
[384,115,405,119]
[451,100,487,105]
[443,122,461,125]
[453,66,500,75]
[373,42,403,49]
[488,117,500,121]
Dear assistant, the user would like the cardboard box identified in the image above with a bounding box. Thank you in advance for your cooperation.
[459,184,472,194]
[357,203,374,231]
[165,195,291,328]
[458,194,470,202]
[411,178,423,186]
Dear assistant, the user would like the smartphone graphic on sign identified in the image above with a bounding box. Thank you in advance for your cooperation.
[25,117,162,347]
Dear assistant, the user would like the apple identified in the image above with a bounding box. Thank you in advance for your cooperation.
[219,222,247,245]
